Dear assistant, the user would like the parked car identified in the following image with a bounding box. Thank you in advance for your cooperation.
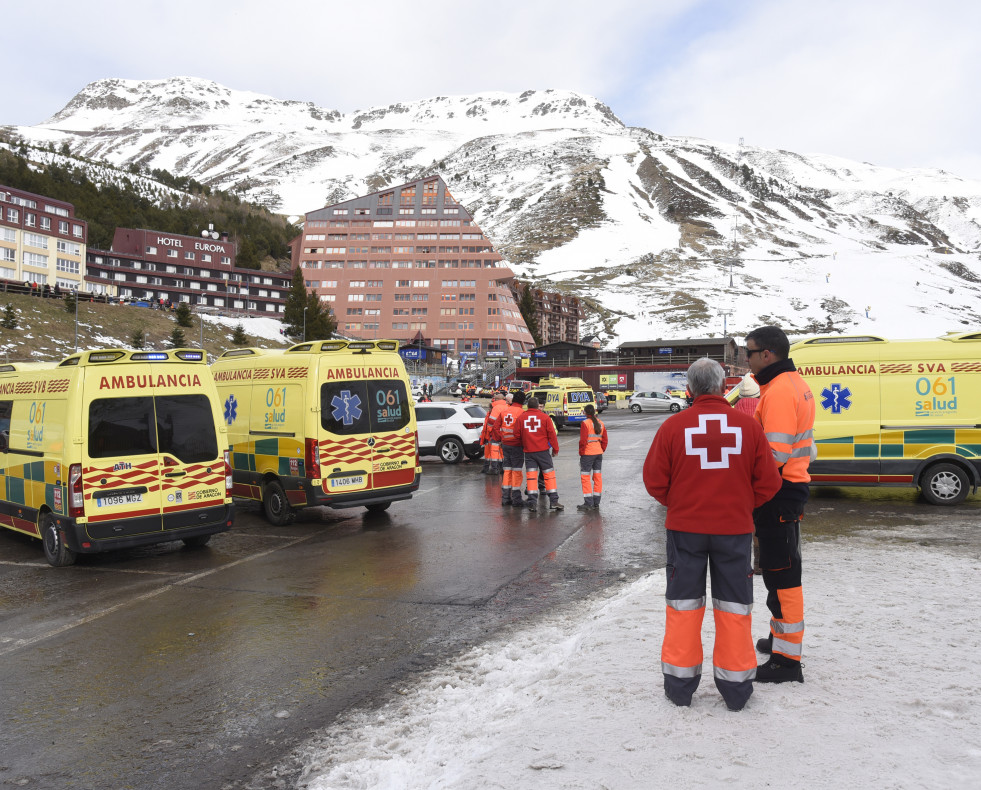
[594,391,608,413]
[627,391,687,413]
[414,401,487,463]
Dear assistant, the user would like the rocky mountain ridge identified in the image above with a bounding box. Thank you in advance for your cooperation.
[5,76,981,344]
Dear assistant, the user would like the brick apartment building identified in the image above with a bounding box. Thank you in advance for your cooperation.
[291,175,535,354]
[510,280,585,345]
[85,228,290,313]
[0,185,87,291]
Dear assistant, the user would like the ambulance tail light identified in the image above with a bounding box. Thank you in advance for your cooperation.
[223,450,233,496]
[562,393,568,415]
[305,438,321,480]
[68,464,84,518]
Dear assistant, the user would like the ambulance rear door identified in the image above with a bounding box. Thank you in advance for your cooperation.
[318,374,415,496]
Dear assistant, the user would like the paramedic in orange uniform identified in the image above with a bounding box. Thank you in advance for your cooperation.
[744,325,815,684]
[493,390,527,506]
[577,403,608,511]
[480,392,507,474]
[644,358,781,711]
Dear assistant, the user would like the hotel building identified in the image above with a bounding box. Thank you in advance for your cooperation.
[293,175,534,354]
[510,281,585,346]
[85,228,290,313]
[0,185,87,291]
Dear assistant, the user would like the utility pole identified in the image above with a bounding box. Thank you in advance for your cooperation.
[303,307,308,343]
[74,288,79,352]
[720,310,733,338]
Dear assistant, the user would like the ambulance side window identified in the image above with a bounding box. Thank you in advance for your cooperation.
[89,397,157,458]
[0,400,11,452]
[154,395,219,463]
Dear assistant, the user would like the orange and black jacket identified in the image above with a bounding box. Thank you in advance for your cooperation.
[753,359,815,488]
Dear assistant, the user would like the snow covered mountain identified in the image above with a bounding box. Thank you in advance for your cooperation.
[6,76,981,344]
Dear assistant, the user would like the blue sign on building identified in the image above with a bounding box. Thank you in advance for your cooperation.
[658,348,673,354]
[400,348,422,360]
[533,351,547,358]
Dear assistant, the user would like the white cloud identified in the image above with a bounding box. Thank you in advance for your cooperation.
[636,0,981,177]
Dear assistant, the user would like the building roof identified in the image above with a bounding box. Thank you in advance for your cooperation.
[617,337,736,349]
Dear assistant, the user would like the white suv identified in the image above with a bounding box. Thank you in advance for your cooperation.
[414,402,487,463]
[627,391,687,413]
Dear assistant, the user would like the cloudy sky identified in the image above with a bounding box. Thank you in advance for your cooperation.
[7,0,980,178]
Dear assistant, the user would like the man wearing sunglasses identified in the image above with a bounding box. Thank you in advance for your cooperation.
[744,326,815,683]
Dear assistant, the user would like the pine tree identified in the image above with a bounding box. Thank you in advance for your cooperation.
[283,268,335,341]
[1,304,18,330]
[231,323,249,346]
[63,291,77,314]
[131,327,147,349]
[518,284,541,346]
[168,326,186,348]
[175,302,193,328]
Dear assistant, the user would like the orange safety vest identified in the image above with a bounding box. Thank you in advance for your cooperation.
[496,403,526,446]
[580,418,607,456]
[756,367,815,483]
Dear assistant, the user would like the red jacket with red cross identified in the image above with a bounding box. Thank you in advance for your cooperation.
[515,407,559,454]
[642,394,781,534]
[493,403,527,446]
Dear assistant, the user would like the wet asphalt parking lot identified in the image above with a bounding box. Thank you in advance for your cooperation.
[1,404,980,789]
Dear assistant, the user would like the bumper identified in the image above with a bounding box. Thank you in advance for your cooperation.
[59,503,234,555]
[301,470,421,510]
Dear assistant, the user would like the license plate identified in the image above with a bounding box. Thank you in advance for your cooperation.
[329,475,365,489]
[97,493,144,507]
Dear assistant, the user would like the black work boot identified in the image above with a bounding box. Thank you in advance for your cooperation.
[756,635,772,654]
[756,655,804,683]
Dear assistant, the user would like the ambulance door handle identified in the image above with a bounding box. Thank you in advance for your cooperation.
[165,470,186,478]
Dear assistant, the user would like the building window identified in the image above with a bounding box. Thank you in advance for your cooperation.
[40,217,51,230]
[221,256,230,265]
[24,232,48,249]
[23,252,48,268]
[59,221,69,234]
[57,240,81,256]
[73,224,83,237]
[6,208,19,223]
[184,251,195,260]
[56,258,80,274]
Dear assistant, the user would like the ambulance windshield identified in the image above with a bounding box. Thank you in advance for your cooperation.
[320,380,411,435]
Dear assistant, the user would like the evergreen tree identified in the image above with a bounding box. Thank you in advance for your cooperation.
[168,326,187,348]
[283,268,335,341]
[518,284,541,346]
[131,327,147,349]
[231,323,249,346]
[63,291,77,314]
[0,304,17,330]
[175,302,194,328]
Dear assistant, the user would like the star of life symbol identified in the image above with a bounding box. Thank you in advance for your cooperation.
[331,390,362,426]
[223,394,237,425]
[820,384,852,414]
[684,413,742,469]
[525,415,542,432]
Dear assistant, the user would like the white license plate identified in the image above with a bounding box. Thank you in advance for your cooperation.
[329,475,365,489]
[97,493,144,507]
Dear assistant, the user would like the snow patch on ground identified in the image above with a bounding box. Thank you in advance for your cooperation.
[298,541,981,789]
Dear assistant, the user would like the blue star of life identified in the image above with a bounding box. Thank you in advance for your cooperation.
[331,390,362,425]
[223,394,238,425]
[820,384,852,414]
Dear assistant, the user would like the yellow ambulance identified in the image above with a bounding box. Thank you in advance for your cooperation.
[212,339,420,524]
[530,376,595,429]
[792,331,981,505]
[0,349,233,566]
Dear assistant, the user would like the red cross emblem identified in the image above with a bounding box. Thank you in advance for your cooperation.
[503,413,514,426]
[684,414,742,469]
[524,415,542,432]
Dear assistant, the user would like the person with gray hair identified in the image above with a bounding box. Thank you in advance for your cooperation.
[643,358,781,711]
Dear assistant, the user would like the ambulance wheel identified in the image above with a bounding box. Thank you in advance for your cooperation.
[365,502,391,513]
[182,535,212,548]
[630,404,642,413]
[41,514,76,567]
[670,403,681,413]
[263,480,296,525]
[438,437,464,464]
[920,463,970,506]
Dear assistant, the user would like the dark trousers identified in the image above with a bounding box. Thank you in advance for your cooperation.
[753,496,805,661]
[662,530,756,709]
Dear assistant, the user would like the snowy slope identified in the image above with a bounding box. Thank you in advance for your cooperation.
[5,76,981,345]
